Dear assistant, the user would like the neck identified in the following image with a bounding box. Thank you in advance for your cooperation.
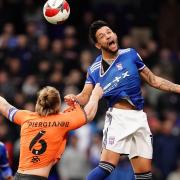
[102,50,119,62]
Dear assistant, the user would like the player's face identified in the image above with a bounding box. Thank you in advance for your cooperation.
[95,26,118,53]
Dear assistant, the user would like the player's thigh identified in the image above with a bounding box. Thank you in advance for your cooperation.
[130,156,152,173]
[100,148,120,166]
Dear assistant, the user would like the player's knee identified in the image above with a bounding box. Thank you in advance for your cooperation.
[135,171,152,180]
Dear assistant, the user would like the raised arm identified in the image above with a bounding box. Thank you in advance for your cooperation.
[140,66,180,93]
[64,84,103,130]
[84,83,103,122]
[65,83,94,106]
[0,96,14,119]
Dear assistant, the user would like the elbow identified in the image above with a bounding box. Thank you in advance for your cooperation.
[148,75,159,88]
[149,82,158,88]
[151,81,159,89]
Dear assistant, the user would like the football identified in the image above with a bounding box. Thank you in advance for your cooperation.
[43,0,70,24]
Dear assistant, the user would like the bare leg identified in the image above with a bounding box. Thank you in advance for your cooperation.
[130,157,152,179]
[100,148,120,165]
[130,157,151,173]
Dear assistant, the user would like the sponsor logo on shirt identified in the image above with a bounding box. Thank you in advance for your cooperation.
[103,71,130,94]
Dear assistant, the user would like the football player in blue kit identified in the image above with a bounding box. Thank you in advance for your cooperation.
[0,142,13,180]
[65,20,180,180]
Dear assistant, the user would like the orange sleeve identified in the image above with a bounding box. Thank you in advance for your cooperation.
[63,103,87,131]
[12,110,31,125]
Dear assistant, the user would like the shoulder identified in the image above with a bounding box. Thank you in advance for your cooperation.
[120,48,142,61]
[12,109,33,118]
[119,48,137,56]
[16,110,34,115]
[119,48,131,55]
[12,110,37,124]
[63,103,82,114]
[88,55,102,73]
[63,103,85,118]
[18,110,38,120]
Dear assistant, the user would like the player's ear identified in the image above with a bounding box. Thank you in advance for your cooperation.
[95,42,101,50]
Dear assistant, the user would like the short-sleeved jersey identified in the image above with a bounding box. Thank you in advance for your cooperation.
[0,142,12,179]
[86,48,145,110]
[8,104,86,171]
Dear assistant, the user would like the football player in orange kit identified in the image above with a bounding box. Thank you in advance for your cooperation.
[0,84,103,180]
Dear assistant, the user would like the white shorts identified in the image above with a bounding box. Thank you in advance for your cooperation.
[102,108,153,159]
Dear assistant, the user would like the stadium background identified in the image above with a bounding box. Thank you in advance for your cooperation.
[0,0,180,179]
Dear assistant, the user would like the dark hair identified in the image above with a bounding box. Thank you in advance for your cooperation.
[89,20,110,44]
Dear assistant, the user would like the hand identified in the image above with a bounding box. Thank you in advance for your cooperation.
[64,94,78,106]
[92,83,103,99]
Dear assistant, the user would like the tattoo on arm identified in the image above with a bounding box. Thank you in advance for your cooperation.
[157,78,180,93]
[141,67,156,85]
[141,67,180,93]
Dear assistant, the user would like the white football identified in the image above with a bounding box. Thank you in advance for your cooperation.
[43,0,70,24]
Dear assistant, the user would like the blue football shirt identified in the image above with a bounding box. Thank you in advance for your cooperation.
[86,48,145,110]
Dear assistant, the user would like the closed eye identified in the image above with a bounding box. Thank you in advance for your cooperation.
[98,34,104,39]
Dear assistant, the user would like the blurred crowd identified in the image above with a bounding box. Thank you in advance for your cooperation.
[0,0,180,180]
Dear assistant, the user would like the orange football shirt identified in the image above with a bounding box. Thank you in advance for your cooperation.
[11,104,86,170]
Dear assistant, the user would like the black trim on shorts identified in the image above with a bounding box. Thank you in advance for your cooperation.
[14,172,48,180]
[121,153,129,156]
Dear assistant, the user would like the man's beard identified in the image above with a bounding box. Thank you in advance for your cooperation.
[101,41,119,54]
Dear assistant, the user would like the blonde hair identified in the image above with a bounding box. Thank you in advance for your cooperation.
[35,86,61,116]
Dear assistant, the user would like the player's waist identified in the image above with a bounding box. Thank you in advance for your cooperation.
[17,161,55,178]
[113,99,136,110]
[15,172,48,180]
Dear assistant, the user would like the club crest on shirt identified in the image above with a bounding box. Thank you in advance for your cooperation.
[116,63,123,70]
[109,136,115,145]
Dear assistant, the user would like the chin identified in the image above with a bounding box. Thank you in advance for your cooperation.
[110,47,118,53]
[113,48,119,53]
[102,44,119,54]
[110,44,119,53]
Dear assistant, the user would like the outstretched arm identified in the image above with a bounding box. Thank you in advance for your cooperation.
[64,84,103,131]
[140,67,180,93]
[84,83,103,122]
[0,96,14,119]
[64,83,94,106]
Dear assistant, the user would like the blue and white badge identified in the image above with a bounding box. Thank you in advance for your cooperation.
[116,63,123,70]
